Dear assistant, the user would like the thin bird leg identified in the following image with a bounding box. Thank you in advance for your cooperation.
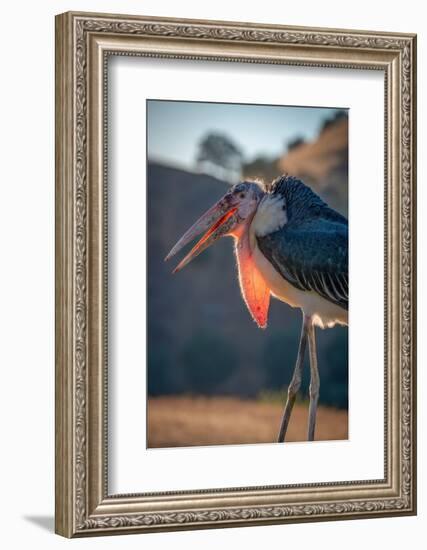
[307,321,320,441]
[277,314,311,443]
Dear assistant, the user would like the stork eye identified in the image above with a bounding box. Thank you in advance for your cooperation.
[239,193,245,199]
[234,183,246,194]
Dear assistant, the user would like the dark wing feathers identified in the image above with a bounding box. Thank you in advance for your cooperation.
[257,218,348,310]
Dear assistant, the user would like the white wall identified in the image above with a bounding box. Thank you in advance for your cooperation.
[0,1,424,548]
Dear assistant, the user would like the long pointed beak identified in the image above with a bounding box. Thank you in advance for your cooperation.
[165,193,237,273]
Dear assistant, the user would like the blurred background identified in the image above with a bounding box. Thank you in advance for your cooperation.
[146,100,348,448]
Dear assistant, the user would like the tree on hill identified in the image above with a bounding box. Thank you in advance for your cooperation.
[196,132,243,183]
[320,109,348,133]
[286,136,306,152]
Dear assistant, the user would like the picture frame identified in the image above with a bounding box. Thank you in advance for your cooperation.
[55,11,417,537]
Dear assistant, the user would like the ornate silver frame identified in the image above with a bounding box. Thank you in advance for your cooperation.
[55,11,417,537]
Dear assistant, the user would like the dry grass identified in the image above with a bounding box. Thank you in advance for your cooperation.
[147,396,348,448]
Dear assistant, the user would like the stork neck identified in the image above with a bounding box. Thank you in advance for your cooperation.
[230,213,257,255]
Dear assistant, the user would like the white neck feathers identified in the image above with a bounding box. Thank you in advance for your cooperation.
[251,195,288,237]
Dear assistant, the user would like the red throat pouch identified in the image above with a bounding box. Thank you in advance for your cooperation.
[235,235,271,329]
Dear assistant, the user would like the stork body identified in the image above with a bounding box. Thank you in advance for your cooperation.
[250,178,348,328]
[252,242,347,327]
[166,175,348,442]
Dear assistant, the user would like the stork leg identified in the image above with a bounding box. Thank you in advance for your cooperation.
[277,314,310,442]
[307,321,320,441]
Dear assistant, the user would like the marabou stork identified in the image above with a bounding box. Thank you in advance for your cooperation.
[165,175,348,442]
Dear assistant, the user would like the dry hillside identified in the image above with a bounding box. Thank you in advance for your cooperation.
[278,116,348,215]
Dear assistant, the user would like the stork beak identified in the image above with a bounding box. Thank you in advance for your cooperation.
[165,193,237,273]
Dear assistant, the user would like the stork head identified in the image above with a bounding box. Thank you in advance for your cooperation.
[165,181,264,272]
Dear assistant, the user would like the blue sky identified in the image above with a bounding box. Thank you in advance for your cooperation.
[147,100,343,169]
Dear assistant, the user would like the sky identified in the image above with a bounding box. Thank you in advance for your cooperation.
[147,99,343,170]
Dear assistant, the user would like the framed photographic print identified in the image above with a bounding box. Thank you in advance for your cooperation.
[55,11,417,537]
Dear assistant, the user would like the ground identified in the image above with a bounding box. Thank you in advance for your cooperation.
[147,396,348,448]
